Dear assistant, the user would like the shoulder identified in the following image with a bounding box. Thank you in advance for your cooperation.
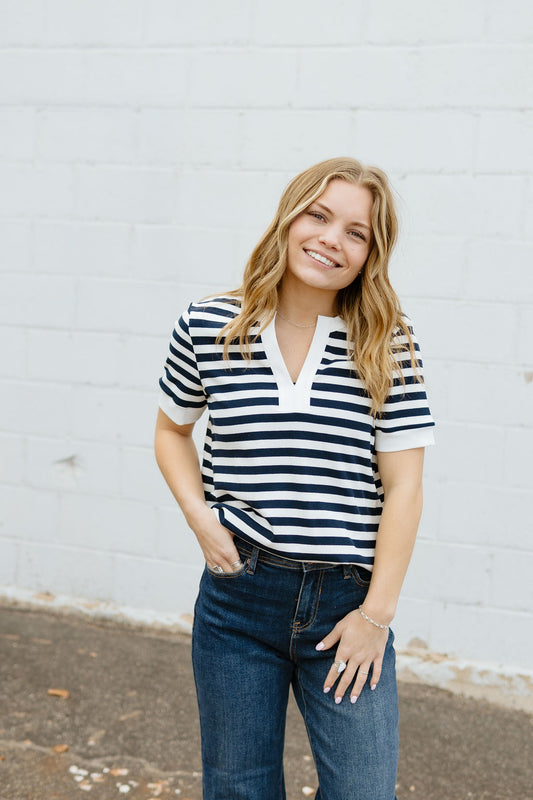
[180,294,242,329]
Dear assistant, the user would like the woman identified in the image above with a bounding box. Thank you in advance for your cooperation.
[154,157,435,800]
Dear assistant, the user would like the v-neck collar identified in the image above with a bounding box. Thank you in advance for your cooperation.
[260,312,342,412]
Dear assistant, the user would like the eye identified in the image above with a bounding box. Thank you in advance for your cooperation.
[349,230,367,241]
[307,210,325,221]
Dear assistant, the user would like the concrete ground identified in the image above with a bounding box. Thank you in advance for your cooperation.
[0,605,531,800]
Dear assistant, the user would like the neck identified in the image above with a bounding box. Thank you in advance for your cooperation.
[277,278,338,322]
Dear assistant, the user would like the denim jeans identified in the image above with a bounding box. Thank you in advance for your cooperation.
[192,538,399,800]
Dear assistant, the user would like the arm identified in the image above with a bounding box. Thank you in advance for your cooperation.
[154,408,241,572]
[317,447,425,703]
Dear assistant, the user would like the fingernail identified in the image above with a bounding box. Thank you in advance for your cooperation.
[315,642,325,651]
[371,684,377,691]
[335,696,342,704]
[351,695,358,704]
[323,687,330,694]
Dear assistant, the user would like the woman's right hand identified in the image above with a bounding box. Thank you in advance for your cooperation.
[191,505,242,573]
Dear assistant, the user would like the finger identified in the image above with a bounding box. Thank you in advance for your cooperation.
[322,653,350,694]
[315,622,342,652]
[370,657,383,691]
[334,664,358,703]
[350,663,373,703]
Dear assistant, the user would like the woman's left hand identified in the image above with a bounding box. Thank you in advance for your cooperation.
[316,609,389,704]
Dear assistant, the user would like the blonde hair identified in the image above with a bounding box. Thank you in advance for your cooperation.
[217,156,420,416]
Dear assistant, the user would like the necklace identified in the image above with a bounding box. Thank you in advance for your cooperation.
[276,310,317,329]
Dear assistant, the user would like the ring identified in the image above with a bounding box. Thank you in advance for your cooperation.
[359,670,369,675]
[210,565,224,573]
[333,660,347,674]
[231,560,243,569]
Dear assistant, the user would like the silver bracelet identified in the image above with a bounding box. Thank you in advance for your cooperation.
[358,606,389,630]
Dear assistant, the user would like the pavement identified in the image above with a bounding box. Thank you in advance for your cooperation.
[0,605,531,800]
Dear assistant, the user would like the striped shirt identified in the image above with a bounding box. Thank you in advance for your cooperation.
[159,296,435,567]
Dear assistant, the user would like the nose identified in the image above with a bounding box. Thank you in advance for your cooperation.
[318,225,341,249]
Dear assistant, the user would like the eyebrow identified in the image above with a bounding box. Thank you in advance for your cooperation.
[313,201,371,231]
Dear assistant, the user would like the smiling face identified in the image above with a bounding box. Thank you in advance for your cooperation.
[284,178,373,298]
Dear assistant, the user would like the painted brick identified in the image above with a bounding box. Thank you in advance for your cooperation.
[485,0,533,43]
[27,330,121,386]
[517,306,533,365]
[447,363,526,426]
[84,51,189,106]
[132,224,241,284]
[431,604,533,669]
[405,299,517,364]
[75,165,178,224]
[355,111,476,173]
[25,438,120,497]
[1,0,45,44]
[0,274,76,328]
[241,110,356,171]
[37,109,137,163]
[120,446,173,506]
[393,236,466,300]
[0,51,85,104]
[251,0,365,44]
[0,221,32,273]
[0,539,18,584]
[504,429,533,490]
[0,110,35,160]
[465,241,533,304]
[3,380,73,438]
[1,485,59,542]
[144,0,252,44]
[423,421,505,486]
[16,541,114,601]
[398,174,524,238]
[114,555,203,614]
[138,109,243,167]
[0,434,25,485]
[59,493,155,556]
[76,278,198,336]
[119,334,167,391]
[439,482,533,551]
[176,170,286,233]
[296,47,532,109]
[70,385,155,448]
[403,540,491,606]
[42,0,143,45]
[0,164,74,218]
[488,550,533,613]
[155,506,204,565]
[0,327,27,378]
[34,221,131,277]
[366,0,485,43]
[188,51,299,108]
[476,112,533,173]
[393,597,433,650]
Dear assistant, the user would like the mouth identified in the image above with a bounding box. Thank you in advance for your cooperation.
[304,249,340,269]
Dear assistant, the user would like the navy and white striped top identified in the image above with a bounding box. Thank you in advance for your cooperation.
[159,296,435,567]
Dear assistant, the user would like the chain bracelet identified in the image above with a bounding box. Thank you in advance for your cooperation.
[358,606,390,631]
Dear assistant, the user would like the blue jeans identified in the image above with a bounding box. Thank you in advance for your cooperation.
[192,538,399,800]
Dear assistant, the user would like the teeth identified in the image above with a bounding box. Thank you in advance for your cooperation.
[305,250,337,268]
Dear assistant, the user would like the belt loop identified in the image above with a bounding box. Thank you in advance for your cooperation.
[342,565,351,579]
[246,546,259,575]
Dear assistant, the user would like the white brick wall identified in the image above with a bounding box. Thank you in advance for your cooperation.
[1,0,532,676]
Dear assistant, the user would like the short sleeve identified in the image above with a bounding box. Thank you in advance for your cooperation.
[374,320,436,453]
[158,305,208,425]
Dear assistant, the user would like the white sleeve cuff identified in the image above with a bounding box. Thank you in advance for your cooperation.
[158,391,206,426]
[375,425,435,452]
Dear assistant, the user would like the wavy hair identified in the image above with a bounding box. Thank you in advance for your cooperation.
[216,156,420,416]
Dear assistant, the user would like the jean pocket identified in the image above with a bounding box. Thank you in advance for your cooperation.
[350,564,372,588]
[206,559,249,579]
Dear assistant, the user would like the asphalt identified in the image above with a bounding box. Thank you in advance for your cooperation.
[0,605,532,800]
